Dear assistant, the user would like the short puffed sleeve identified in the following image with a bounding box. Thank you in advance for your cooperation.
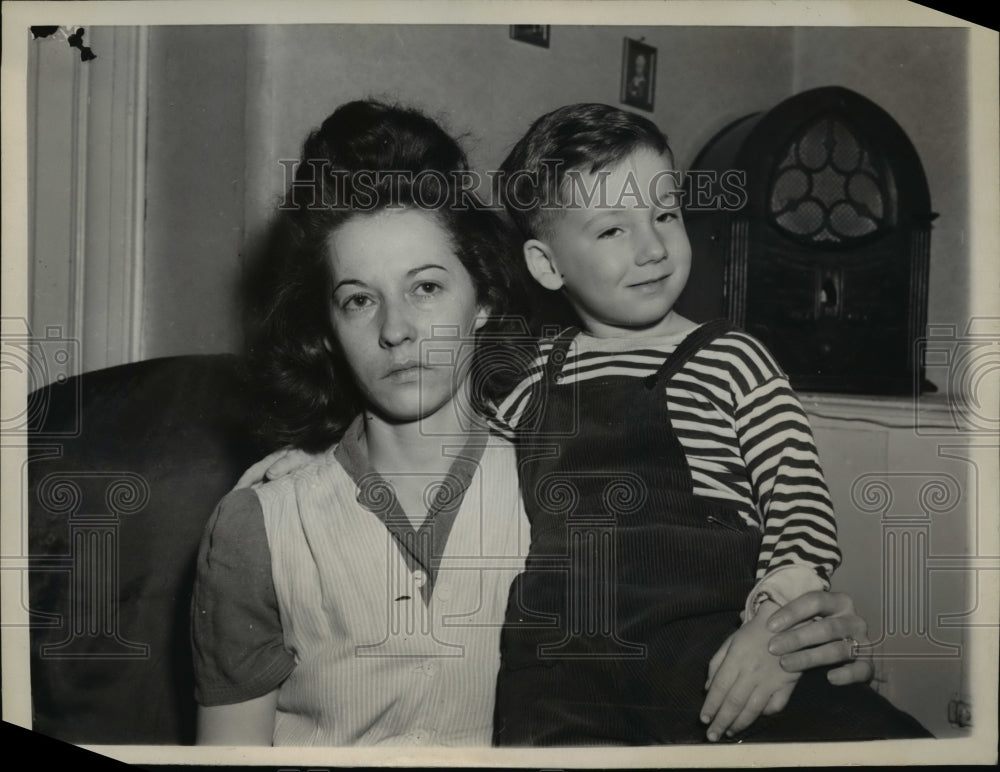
[191,488,295,706]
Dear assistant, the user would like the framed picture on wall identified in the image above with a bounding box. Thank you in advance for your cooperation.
[621,37,656,111]
[509,25,550,48]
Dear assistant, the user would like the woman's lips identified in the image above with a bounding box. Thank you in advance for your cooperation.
[384,362,426,382]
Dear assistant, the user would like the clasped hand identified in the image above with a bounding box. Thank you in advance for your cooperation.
[700,593,874,741]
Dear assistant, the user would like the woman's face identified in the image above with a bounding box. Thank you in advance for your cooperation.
[326,208,488,424]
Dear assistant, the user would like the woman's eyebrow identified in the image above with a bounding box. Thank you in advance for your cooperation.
[408,263,449,276]
[332,278,367,293]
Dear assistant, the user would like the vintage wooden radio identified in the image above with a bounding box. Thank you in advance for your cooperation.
[679,86,936,395]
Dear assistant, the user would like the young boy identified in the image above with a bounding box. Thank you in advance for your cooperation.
[489,103,927,746]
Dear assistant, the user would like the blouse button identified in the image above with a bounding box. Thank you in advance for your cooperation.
[437,584,451,602]
[412,569,428,588]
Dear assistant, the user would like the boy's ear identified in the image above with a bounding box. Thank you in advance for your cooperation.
[524,239,564,291]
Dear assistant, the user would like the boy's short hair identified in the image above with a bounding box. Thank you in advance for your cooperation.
[498,103,674,239]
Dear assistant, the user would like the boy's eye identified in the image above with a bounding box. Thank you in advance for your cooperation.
[656,211,679,223]
[597,226,624,239]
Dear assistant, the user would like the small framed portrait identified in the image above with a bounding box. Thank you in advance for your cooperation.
[509,25,550,48]
[621,38,657,111]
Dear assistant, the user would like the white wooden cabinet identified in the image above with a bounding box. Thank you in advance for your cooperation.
[804,392,996,738]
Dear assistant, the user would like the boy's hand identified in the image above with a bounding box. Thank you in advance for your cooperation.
[232,447,314,490]
[700,600,799,741]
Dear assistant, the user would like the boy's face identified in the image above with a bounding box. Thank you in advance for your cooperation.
[526,148,691,338]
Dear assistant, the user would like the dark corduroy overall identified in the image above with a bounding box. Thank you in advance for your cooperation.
[493,320,931,745]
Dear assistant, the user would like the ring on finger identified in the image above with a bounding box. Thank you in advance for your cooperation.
[843,636,860,661]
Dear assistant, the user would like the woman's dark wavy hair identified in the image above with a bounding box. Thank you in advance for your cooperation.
[243,100,533,452]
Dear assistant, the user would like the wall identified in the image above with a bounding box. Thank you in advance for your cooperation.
[142,25,248,359]
[243,25,795,237]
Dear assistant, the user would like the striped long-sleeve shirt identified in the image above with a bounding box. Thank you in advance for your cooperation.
[490,326,841,612]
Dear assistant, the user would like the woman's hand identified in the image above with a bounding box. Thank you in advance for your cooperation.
[765,590,874,686]
[232,448,313,491]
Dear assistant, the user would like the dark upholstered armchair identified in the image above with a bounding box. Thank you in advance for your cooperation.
[26,355,266,744]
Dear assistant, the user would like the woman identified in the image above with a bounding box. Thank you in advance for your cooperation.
[194,100,878,746]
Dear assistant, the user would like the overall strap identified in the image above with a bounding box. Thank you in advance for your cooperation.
[643,318,736,389]
[543,326,580,385]
[516,327,579,437]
